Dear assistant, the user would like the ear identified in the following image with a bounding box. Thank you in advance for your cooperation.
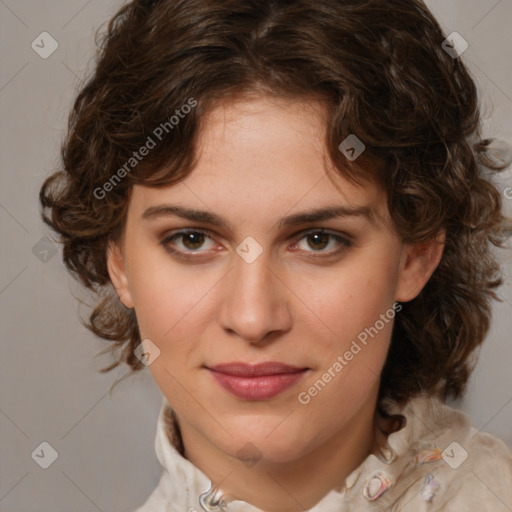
[106,240,135,309]
[395,230,445,302]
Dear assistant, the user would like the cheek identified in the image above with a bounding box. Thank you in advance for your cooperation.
[129,262,213,398]
[295,271,395,426]
[298,258,399,351]
[124,239,199,336]
[131,269,209,340]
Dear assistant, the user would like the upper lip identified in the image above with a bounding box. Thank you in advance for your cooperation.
[207,362,308,377]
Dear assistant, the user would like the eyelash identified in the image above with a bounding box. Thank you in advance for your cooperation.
[159,228,352,261]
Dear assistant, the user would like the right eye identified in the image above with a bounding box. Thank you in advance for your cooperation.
[160,229,216,257]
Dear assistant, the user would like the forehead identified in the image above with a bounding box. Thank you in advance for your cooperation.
[128,95,388,227]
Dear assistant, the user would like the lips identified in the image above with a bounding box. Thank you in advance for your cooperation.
[206,362,309,400]
[208,362,307,376]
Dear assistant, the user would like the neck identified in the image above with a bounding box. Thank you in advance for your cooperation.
[177,395,379,512]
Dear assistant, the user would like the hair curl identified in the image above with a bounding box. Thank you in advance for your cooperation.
[39,0,510,404]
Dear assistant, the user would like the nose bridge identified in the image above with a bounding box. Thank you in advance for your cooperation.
[218,244,290,343]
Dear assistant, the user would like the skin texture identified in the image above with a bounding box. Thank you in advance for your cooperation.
[107,95,444,511]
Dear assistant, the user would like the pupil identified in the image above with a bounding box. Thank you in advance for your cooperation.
[309,233,328,250]
[184,232,204,250]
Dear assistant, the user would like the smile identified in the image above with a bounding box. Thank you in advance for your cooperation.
[206,362,309,400]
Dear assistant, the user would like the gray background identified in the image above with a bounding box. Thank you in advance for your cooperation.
[1,1,511,511]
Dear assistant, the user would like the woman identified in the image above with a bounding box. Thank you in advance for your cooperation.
[39,0,512,510]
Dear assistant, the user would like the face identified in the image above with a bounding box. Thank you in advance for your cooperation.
[108,95,442,465]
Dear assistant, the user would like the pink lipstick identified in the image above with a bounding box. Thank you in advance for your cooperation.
[207,362,308,400]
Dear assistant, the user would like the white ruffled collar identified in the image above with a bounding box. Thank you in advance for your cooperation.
[146,392,473,511]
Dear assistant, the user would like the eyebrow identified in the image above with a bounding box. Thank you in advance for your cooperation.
[141,204,374,231]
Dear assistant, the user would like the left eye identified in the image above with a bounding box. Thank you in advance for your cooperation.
[293,230,351,254]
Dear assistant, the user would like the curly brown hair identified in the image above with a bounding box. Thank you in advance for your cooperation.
[39,0,510,405]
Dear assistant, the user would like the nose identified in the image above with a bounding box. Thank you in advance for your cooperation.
[217,249,293,345]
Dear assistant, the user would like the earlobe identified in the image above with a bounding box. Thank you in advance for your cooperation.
[395,230,445,303]
[106,241,135,309]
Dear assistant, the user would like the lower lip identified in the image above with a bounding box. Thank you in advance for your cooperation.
[208,370,308,400]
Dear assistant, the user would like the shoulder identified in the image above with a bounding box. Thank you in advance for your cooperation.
[341,393,512,511]
[392,394,512,511]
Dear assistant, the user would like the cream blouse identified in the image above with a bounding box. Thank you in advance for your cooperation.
[134,393,512,511]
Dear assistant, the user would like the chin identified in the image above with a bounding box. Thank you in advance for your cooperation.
[225,421,309,465]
